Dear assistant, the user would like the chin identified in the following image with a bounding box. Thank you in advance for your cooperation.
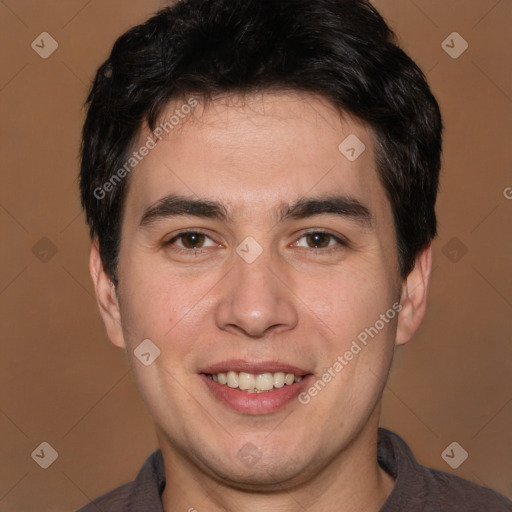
[197,443,317,490]
[209,461,310,490]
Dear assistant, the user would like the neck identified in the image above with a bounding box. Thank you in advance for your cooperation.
[159,407,394,512]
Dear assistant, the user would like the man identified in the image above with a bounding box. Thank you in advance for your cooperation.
[77,0,511,510]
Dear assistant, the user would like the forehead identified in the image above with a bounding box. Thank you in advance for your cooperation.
[123,91,389,226]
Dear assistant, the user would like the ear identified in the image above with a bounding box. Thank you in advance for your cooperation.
[89,239,126,349]
[395,244,432,346]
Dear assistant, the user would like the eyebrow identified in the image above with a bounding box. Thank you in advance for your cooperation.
[279,195,372,227]
[139,193,372,228]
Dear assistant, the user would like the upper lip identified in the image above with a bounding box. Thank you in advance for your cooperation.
[199,360,311,376]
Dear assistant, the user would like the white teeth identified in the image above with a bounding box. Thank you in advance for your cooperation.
[273,372,285,388]
[256,373,274,391]
[206,370,305,391]
[227,371,239,388]
[238,372,256,390]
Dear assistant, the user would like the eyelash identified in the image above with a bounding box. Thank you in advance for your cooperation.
[164,229,348,256]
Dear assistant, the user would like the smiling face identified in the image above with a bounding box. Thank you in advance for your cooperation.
[90,91,430,497]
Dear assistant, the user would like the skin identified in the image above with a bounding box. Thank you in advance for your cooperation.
[90,91,431,511]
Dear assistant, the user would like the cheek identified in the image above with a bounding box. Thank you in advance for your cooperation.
[304,265,396,337]
[118,270,180,350]
[118,262,219,366]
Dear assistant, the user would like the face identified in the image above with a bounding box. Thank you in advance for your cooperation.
[91,91,429,489]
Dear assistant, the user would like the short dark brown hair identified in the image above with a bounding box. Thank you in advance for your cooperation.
[80,0,442,285]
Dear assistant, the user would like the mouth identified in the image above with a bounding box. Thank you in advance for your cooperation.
[199,361,314,414]
[203,370,304,392]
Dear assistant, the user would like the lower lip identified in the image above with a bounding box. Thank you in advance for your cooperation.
[200,374,314,415]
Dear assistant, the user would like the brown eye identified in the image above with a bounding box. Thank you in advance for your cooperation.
[305,232,332,249]
[165,231,217,253]
[294,231,347,253]
[179,232,206,249]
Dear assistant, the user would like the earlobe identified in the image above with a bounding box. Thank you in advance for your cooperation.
[395,245,432,346]
[89,240,126,349]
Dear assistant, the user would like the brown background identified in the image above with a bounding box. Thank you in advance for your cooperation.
[0,0,510,510]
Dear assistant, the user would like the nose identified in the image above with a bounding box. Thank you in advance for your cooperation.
[214,249,299,338]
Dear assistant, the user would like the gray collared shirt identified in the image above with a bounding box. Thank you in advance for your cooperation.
[76,428,511,511]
